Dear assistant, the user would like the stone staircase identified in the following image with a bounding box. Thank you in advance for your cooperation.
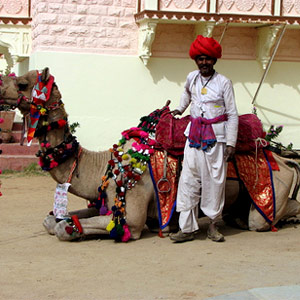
[0,122,39,171]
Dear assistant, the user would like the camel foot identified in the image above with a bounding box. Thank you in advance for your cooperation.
[54,220,83,241]
[43,215,57,235]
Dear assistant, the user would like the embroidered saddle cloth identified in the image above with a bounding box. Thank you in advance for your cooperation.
[227,149,279,224]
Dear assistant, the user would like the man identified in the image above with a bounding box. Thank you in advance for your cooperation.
[169,35,238,243]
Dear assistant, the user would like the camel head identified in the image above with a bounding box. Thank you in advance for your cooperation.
[0,68,60,115]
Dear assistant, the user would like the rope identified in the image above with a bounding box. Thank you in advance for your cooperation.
[67,147,83,183]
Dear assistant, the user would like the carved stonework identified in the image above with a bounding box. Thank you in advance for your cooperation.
[3,0,23,14]
[223,0,235,9]
[138,21,158,65]
[255,0,266,11]
[295,0,300,13]
[0,24,31,72]
[256,25,281,69]
[236,0,255,11]
[283,0,294,13]
[195,0,205,8]
[174,0,193,9]
[161,0,172,7]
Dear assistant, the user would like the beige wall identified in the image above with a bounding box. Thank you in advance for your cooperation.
[29,51,300,151]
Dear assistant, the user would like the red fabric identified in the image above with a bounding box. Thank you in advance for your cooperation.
[236,114,266,153]
[264,149,280,171]
[155,110,190,156]
[188,114,227,150]
[227,150,275,224]
[150,150,179,229]
[189,35,222,60]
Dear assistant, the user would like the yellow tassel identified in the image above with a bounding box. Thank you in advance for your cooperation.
[141,165,147,172]
[106,220,115,232]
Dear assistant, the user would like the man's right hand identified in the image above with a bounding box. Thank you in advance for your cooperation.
[169,109,182,117]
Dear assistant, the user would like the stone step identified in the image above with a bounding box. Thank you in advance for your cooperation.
[0,155,39,171]
[12,122,23,131]
[0,143,39,155]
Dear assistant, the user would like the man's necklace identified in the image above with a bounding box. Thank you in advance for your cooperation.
[200,72,215,95]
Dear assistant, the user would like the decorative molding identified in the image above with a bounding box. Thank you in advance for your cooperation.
[256,25,281,69]
[0,24,31,73]
[194,22,215,37]
[134,10,300,25]
[138,21,158,65]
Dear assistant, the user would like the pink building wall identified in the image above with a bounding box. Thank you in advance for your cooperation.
[30,0,300,61]
[31,0,139,54]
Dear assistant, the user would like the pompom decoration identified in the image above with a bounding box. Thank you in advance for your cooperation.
[92,105,168,242]
[0,118,4,124]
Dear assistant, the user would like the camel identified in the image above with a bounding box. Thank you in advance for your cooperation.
[1,68,300,242]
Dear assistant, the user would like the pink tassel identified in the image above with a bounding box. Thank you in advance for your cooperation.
[121,224,131,242]
[0,118,4,124]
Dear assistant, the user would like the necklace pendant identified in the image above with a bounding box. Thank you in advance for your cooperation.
[201,87,207,95]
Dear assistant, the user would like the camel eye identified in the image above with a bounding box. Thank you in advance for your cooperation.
[18,83,28,91]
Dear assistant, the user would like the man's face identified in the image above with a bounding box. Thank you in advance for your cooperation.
[195,55,216,77]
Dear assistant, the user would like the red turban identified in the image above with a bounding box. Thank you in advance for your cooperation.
[189,35,222,60]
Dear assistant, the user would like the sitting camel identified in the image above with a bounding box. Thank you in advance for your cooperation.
[0,68,300,242]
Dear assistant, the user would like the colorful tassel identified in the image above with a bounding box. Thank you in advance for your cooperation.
[106,220,115,232]
[121,224,131,242]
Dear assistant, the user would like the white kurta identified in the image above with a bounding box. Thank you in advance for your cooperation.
[176,70,238,233]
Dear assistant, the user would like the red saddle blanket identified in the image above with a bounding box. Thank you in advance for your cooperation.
[150,148,279,230]
[155,109,190,156]
[155,112,266,155]
[150,150,179,229]
[227,149,279,224]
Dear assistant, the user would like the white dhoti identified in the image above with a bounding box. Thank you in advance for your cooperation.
[177,141,226,233]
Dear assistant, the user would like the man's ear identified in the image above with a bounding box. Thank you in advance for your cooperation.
[41,67,50,83]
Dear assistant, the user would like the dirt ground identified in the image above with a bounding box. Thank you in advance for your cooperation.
[1,174,300,300]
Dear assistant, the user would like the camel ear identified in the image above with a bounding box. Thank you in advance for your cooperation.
[17,77,29,91]
[41,67,50,83]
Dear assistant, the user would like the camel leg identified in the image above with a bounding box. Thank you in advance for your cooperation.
[54,215,111,241]
[43,207,100,235]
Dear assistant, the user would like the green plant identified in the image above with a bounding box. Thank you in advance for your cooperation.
[265,125,293,151]
[70,122,80,134]
[0,163,49,177]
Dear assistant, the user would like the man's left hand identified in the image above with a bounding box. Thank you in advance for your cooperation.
[224,145,235,162]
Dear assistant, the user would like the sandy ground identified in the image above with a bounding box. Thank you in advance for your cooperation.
[1,174,300,300]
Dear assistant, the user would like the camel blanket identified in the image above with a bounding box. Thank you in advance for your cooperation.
[149,150,179,229]
[227,149,279,224]
[150,148,279,229]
